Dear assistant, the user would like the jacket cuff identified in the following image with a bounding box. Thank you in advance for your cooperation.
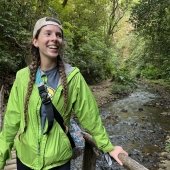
[102,143,115,153]
[0,159,5,170]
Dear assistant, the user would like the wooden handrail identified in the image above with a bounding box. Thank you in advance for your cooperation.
[118,153,149,170]
[82,133,149,170]
[0,85,4,130]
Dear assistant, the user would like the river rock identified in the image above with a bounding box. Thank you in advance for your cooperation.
[159,156,164,160]
[160,152,169,158]
[121,108,128,112]
[159,163,166,168]
[167,154,170,160]
[138,107,144,111]
[166,135,170,140]
[160,112,170,116]
[161,160,170,169]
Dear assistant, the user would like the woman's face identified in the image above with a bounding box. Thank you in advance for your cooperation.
[33,24,63,60]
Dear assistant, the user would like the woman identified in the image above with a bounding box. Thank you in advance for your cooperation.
[0,17,127,170]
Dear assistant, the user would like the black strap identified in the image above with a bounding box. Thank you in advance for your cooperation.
[38,85,54,134]
[52,105,75,148]
[38,84,75,148]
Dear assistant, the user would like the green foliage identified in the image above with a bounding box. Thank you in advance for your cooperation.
[111,66,136,94]
[49,0,119,83]
[0,0,46,74]
[141,64,161,79]
[0,0,133,84]
[111,83,132,94]
[112,68,136,86]
[68,27,114,83]
[0,50,21,74]
[129,0,170,80]
[120,34,146,78]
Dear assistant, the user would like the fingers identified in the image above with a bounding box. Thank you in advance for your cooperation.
[117,150,128,166]
[114,156,123,166]
[109,146,128,166]
[120,150,128,156]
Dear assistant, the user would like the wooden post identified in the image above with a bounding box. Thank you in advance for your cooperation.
[82,140,97,170]
[0,85,4,130]
[5,150,17,170]
[82,132,149,170]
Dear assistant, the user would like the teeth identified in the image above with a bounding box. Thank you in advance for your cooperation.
[48,45,58,49]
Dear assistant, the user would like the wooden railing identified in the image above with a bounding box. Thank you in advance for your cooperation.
[0,85,4,130]
[0,86,149,170]
[82,133,149,170]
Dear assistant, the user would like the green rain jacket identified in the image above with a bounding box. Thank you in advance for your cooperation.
[0,66,114,170]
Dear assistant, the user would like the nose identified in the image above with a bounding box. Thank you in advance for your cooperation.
[51,33,62,41]
[51,33,58,41]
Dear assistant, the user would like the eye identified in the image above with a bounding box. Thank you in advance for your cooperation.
[56,32,62,38]
[45,31,51,36]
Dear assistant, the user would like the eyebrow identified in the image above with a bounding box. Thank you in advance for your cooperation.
[41,26,63,37]
[43,29,62,34]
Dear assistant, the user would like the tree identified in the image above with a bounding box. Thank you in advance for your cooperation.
[0,0,134,83]
[49,0,116,83]
[0,0,51,75]
[130,0,170,79]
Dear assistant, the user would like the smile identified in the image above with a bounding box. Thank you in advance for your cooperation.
[48,45,59,49]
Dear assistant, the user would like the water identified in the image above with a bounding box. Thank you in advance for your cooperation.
[97,89,170,169]
[72,88,170,169]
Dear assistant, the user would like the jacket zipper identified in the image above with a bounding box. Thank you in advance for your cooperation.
[37,102,42,161]
[37,113,41,156]
[38,140,40,155]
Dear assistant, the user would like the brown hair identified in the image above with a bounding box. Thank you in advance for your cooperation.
[24,19,67,128]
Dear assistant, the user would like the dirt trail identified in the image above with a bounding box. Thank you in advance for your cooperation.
[90,79,124,107]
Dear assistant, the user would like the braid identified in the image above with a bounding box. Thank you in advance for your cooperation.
[57,55,68,109]
[24,56,39,127]
[23,17,65,128]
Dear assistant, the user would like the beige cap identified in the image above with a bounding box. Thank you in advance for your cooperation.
[33,17,63,38]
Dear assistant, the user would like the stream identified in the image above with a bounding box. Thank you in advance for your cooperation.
[97,87,170,170]
[72,86,170,170]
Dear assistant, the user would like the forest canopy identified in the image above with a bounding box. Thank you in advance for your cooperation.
[0,0,169,84]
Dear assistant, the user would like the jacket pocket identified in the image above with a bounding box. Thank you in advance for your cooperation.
[44,123,72,166]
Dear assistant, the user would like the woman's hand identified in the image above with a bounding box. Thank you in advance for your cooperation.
[109,146,128,166]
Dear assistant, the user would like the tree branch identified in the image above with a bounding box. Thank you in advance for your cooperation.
[107,0,129,37]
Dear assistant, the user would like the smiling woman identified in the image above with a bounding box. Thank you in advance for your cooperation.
[33,25,63,62]
[0,17,128,170]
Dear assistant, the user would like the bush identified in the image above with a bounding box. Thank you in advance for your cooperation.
[112,68,136,87]
[66,27,115,84]
[141,64,161,79]
[111,83,133,94]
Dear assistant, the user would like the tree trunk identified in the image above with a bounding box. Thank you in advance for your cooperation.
[62,0,69,7]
